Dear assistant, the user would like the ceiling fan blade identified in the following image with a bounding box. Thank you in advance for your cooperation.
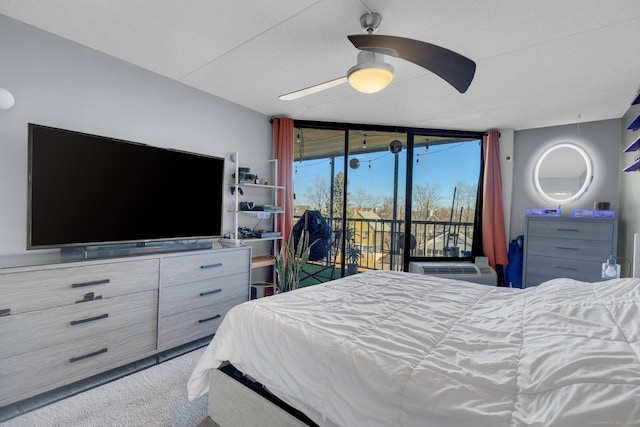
[348,34,476,93]
[279,76,348,101]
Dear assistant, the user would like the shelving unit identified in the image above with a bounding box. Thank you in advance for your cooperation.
[230,153,284,271]
[623,90,640,173]
[624,135,640,153]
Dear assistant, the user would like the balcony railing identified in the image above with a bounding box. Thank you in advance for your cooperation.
[295,215,474,273]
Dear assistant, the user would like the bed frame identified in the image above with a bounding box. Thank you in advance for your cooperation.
[208,365,318,427]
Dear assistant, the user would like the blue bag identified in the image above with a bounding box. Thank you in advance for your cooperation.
[504,236,524,288]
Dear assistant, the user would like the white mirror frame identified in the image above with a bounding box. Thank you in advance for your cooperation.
[533,143,593,204]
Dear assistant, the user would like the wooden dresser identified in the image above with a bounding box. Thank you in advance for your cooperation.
[523,216,618,287]
[0,246,251,407]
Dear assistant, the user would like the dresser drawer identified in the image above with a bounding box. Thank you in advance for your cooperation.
[0,290,158,359]
[526,254,604,284]
[160,273,248,317]
[161,249,250,287]
[0,259,159,315]
[158,296,246,350]
[0,319,157,406]
[526,236,613,261]
[526,219,613,241]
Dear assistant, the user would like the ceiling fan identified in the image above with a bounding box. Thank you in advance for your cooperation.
[279,12,476,101]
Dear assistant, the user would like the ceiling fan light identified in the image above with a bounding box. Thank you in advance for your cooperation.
[348,67,394,93]
[347,51,394,94]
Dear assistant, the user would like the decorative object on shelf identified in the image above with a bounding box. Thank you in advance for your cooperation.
[572,209,615,219]
[274,230,316,293]
[0,87,15,110]
[232,167,256,183]
[237,227,257,239]
[525,208,561,217]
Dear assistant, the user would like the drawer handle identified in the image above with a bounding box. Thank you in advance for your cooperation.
[75,292,103,303]
[72,279,110,289]
[198,314,221,323]
[200,263,223,270]
[0,308,10,317]
[556,228,579,232]
[69,347,107,363]
[555,266,578,271]
[200,288,222,297]
[556,246,578,251]
[70,313,109,325]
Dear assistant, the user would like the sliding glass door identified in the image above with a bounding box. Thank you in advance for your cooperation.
[346,130,407,272]
[292,121,483,283]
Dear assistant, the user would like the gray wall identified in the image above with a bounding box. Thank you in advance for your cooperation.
[618,102,640,275]
[0,15,272,256]
[509,119,621,239]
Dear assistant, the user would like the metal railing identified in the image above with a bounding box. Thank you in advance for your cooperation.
[295,215,474,273]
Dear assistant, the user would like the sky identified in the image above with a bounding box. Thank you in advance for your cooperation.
[294,140,481,207]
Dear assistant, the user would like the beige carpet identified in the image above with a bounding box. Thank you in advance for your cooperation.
[2,348,209,427]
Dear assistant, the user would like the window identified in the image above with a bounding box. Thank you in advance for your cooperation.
[293,122,483,280]
[409,135,481,261]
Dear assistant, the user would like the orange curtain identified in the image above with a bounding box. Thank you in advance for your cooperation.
[482,130,509,269]
[272,117,294,242]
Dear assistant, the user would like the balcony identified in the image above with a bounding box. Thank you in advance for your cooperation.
[296,214,474,278]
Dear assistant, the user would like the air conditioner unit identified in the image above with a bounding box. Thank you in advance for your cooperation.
[408,257,498,286]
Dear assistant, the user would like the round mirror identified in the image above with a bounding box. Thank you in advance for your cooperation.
[534,143,592,204]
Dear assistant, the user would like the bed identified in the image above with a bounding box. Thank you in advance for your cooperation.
[188,270,640,426]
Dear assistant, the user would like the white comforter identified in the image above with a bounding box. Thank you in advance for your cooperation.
[188,270,640,426]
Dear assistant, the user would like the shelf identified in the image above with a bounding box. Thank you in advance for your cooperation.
[252,255,276,268]
[241,236,283,243]
[231,210,284,215]
[232,153,282,272]
[623,158,640,172]
[230,183,284,190]
[626,113,640,131]
[624,135,640,153]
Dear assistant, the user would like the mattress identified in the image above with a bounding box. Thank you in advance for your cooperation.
[188,270,640,426]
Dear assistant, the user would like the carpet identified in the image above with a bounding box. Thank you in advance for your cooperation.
[2,348,209,427]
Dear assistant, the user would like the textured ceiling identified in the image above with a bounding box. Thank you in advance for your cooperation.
[2,0,639,131]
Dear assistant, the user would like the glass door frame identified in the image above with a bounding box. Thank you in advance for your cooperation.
[294,120,484,274]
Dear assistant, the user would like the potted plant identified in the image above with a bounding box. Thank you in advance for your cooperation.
[274,230,316,293]
[345,243,362,275]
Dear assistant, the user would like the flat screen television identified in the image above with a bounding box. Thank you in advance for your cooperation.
[28,123,225,250]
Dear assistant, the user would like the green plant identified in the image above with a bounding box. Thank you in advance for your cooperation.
[344,226,362,265]
[274,230,317,293]
[345,243,363,265]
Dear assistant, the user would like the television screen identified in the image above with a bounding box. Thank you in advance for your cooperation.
[28,123,225,249]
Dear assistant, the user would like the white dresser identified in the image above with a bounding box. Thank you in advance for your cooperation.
[523,216,618,287]
[0,246,251,407]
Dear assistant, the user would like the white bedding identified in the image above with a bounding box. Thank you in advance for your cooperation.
[188,270,640,426]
